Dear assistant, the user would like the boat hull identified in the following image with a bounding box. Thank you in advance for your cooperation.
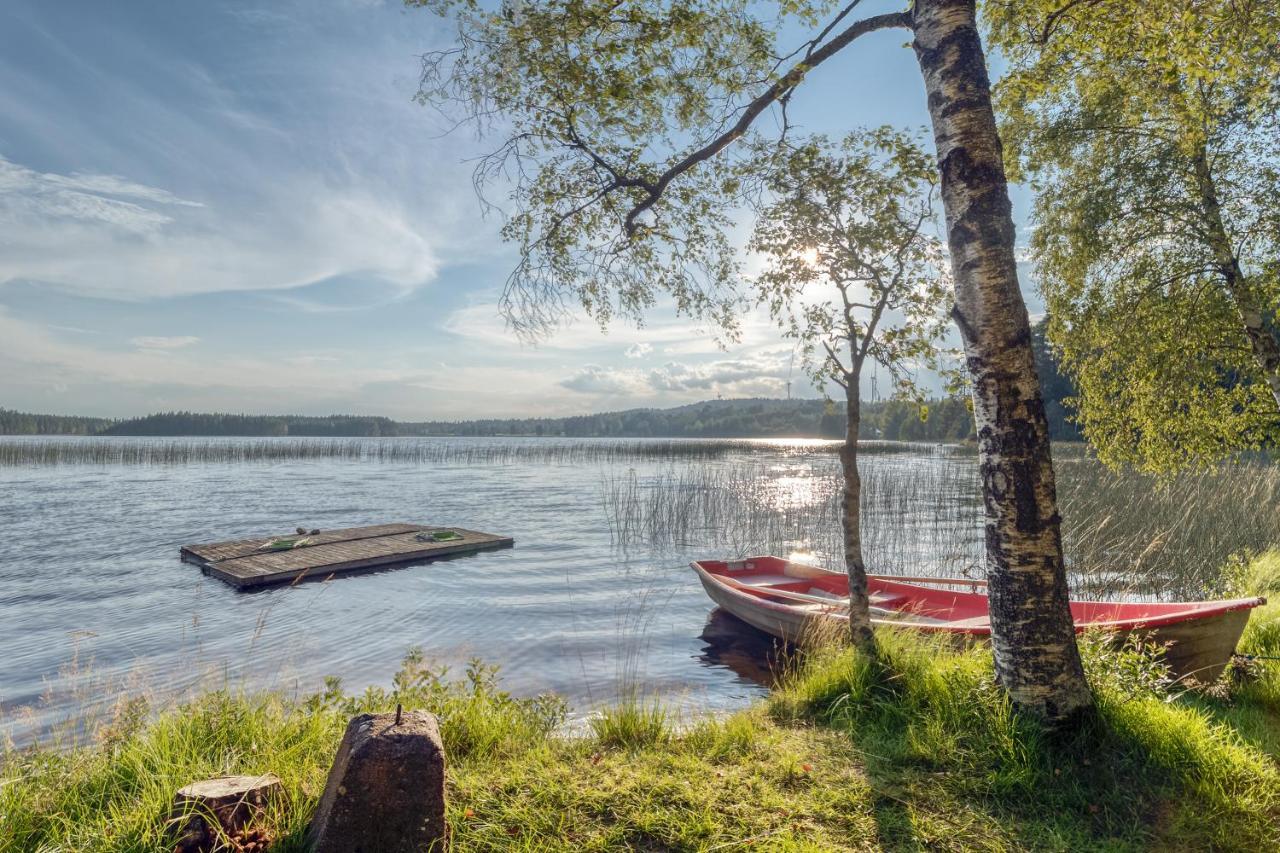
[1147,606,1253,683]
[692,557,1264,683]
[696,571,847,644]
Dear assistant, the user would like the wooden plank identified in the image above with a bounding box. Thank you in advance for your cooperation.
[181,523,425,563]
[181,524,513,589]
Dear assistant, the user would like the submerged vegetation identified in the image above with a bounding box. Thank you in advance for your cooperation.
[4,551,1279,851]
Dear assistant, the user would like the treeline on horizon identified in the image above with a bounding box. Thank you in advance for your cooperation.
[0,320,1081,441]
[0,395,1081,442]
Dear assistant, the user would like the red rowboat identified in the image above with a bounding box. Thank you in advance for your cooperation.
[691,556,1266,683]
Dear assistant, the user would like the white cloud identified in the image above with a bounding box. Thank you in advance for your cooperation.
[0,156,197,236]
[0,154,441,299]
[130,335,200,350]
[559,350,791,399]
[559,365,651,395]
[647,351,791,393]
[285,354,340,366]
[624,342,653,359]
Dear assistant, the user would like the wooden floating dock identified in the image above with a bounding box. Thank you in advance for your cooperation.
[180,522,513,589]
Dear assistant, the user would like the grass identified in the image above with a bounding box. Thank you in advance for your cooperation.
[5,553,1280,851]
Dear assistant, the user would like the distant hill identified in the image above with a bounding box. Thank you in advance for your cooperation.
[1,317,1083,441]
[0,398,986,441]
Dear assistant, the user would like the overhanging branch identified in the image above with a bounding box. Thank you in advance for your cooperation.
[621,10,912,236]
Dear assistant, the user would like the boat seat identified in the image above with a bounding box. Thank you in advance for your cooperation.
[732,574,799,587]
[945,616,991,628]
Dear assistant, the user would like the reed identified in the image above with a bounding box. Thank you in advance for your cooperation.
[600,452,1280,600]
[0,436,949,467]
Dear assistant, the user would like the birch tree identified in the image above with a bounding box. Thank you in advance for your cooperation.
[412,0,1092,722]
[749,130,951,648]
[988,0,1280,471]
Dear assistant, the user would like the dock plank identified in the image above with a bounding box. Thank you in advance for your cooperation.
[181,523,513,589]
[181,523,425,563]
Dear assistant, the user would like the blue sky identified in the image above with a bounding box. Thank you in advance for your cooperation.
[0,0,1038,419]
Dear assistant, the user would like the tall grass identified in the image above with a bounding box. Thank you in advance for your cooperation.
[0,436,948,467]
[602,452,1280,599]
[7,586,1279,851]
[0,650,565,851]
[1056,457,1280,598]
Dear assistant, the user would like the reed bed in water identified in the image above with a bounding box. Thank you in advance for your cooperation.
[601,454,1280,600]
[0,436,952,467]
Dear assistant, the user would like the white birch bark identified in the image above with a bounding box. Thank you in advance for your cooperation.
[840,389,875,649]
[910,0,1092,722]
[1192,150,1280,411]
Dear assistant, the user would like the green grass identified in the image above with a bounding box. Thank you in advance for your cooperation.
[5,557,1280,851]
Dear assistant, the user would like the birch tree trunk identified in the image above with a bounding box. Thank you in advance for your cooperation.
[911,0,1093,722]
[840,386,875,649]
[1192,149,1280,410]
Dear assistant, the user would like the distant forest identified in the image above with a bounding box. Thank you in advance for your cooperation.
[1,320,1081,441]
[0,396,1078,442]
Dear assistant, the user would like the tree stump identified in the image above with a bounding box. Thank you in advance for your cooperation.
[171,774,283,853]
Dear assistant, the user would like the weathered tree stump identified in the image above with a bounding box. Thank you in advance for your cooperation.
[309,710,448,853]
[171,774,283,853]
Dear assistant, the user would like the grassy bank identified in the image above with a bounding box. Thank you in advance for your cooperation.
[5,556,1280,852]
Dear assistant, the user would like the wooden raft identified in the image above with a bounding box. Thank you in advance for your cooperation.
[181,523,513,589]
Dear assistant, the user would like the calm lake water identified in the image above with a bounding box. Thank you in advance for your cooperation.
[0,437,980,745]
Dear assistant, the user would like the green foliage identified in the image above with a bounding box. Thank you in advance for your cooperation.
[105,412,402,437]
[303,651,567,761]
[988,0,1280,471]
[408,0,916,338]
[0,397,980,440]
[0,651,565,851]
[1216,549,1280,658]
[1031,315,1081,441]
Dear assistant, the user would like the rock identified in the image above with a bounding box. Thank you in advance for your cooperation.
[171,774,283,853]
[309,710,448,853]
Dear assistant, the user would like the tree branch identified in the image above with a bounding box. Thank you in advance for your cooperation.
[622,10,912,236]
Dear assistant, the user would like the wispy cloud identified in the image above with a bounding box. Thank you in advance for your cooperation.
[0,155,199,235]
[0,154,442,299]
[130,335,200,350]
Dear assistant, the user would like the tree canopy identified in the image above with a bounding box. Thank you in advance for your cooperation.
[989,0,1280,471]
[411,0,910,336]
[749,129,952,402]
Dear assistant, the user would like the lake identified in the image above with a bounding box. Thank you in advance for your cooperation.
[0,437,984,745]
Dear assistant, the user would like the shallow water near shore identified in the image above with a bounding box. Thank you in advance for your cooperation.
[8,434,1273,748]
[0,436,986,746]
